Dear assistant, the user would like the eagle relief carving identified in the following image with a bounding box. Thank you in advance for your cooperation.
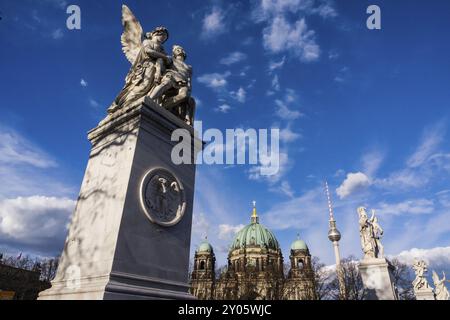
[140,168,186,227]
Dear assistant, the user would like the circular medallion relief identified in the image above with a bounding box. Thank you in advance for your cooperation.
[140,168,186,227]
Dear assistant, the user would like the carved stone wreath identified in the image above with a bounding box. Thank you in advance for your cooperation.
[140,168,186,227]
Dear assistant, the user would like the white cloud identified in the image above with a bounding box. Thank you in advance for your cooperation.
[192,212,210,238]
[376,199,435,216]
[333,66,350,83]
[0,128,74,199]
[42,0,68,9]
[51,28,64,40]
[312,1,338,18]
[328,50,339,60]
[218,224,245,240]
[429,153,450,172]
[279,126,301,143]
[253,1,337,62]
[336,172,371,199]
[247,79,256,89]
[198,72,231,90]
[253,0,314,22]
[272,75,281,91]
[373,122,449,191]
[261,186,324,230]
[269,56,286,72]
[263,16,320,62]
[362,148,384,177]
[230,87,246,103]
[275,99,302,120]
[239,66,251,77]
[31,10,42,24]
[394,246,450,268]
[270,180,295,198]
[0,126,77,255]
[80,79,88,87]
[0,126,57,169]
[375,168,428,190]
[216,104,231,113]
[407,122,445,168]
[249,151,290,184]
[253,0,337,21]
[220,52,247,65]
[89,98,100,108]
[0,196,75,255]
[202,7,226,38]
[284,88,297,102]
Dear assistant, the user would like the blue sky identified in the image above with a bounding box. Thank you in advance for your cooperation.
[0,0,450,275]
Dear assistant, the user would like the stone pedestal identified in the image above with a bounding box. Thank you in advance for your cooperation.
[414,288,435,300]
[39,98,200,300]
[359,258,398,300]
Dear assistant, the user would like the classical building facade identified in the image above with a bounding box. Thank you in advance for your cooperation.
[0,263,50,300]
[190,204,316,300]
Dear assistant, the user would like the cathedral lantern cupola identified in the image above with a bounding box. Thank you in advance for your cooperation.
[251,200,259,224]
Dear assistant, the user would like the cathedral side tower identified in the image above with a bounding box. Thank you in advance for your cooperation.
[284,235,316,300]
[190,238,215,300]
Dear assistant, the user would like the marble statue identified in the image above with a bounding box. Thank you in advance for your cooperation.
[357,207,398,299]
[412,260,432,291]
[432,271,450,300]
[357,207,384,259]
[149,45,195,125]
[106,5,195,125]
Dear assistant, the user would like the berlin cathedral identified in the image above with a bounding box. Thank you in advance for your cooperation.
[190,204,316,300]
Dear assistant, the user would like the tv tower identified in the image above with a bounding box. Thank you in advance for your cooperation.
[325,181,346,300]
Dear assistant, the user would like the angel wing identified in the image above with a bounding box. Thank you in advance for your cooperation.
[432,270,440,284]
[120,5,144,64]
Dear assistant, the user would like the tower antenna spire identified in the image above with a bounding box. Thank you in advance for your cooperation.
[325,181,334,220]
[325,180,346,300]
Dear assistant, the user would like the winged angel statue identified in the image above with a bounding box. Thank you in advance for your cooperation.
[104,5,195,125]
[432,271,450,300]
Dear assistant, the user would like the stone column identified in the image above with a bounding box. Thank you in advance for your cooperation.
[359,258,399,300]
[39,99,201,300]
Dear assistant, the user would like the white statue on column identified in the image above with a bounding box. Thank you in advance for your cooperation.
[357,206,398,299]
[412,260,432,291]
[357,207,384,259]
[432,271,450,300]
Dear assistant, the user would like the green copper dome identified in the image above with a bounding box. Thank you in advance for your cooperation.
[198,239,213,253]
[291,239,308,251]
[230,202,280,251]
